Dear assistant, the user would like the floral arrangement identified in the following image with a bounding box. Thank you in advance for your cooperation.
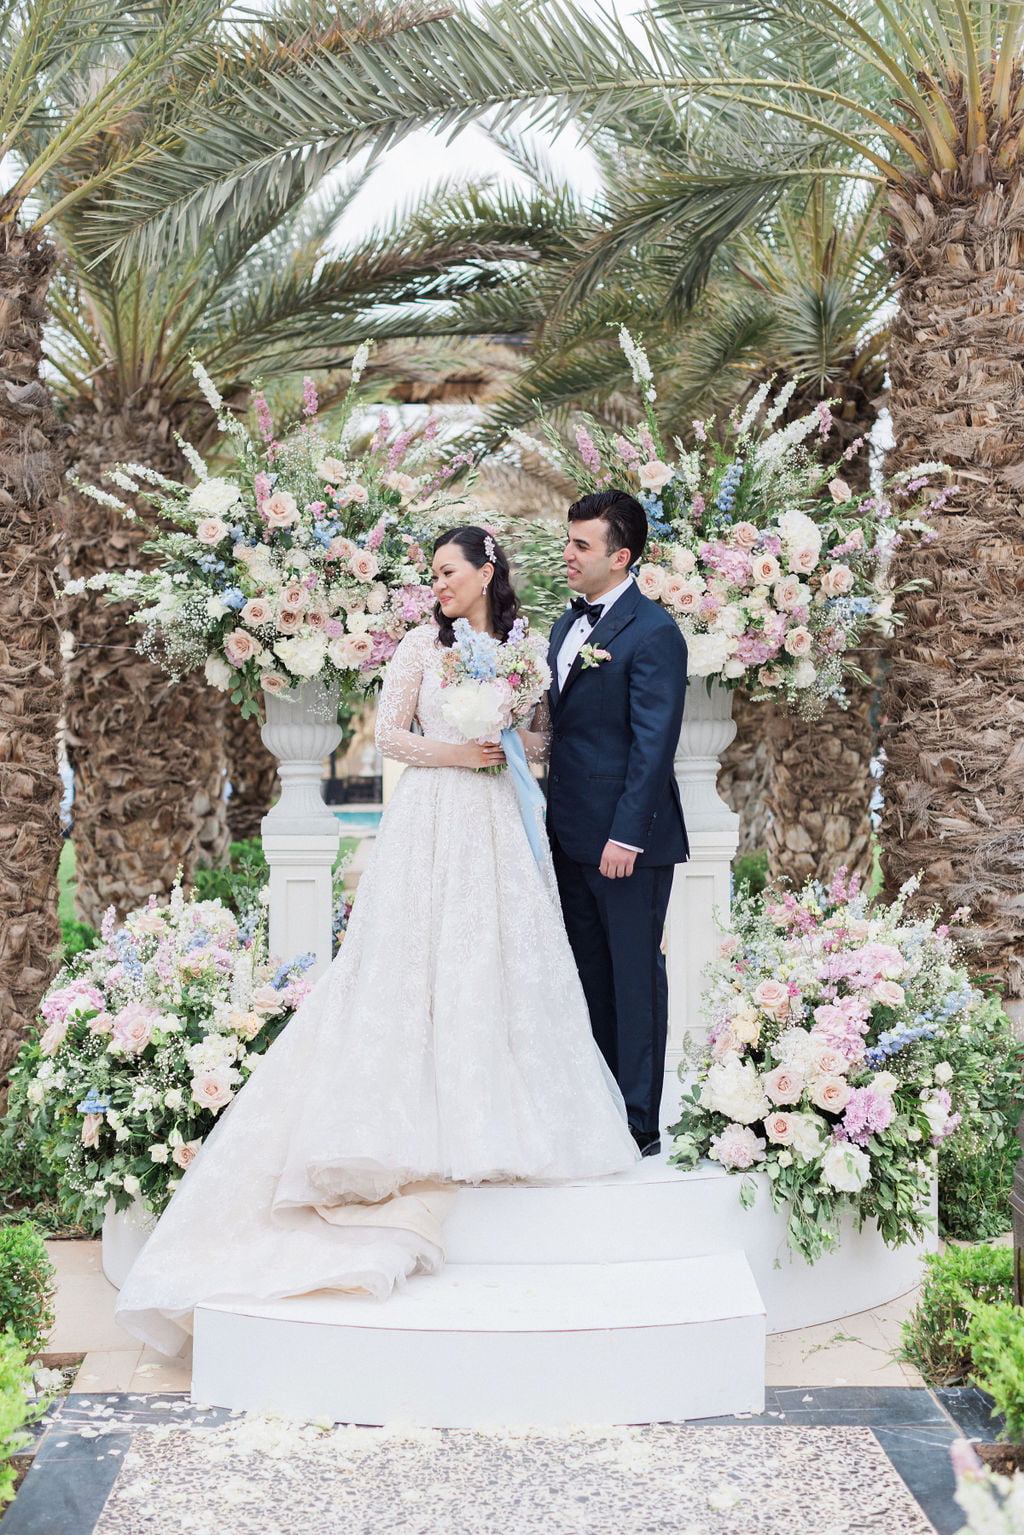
[669,870,982,1262]
[8,886,313,1227]
[438,616,551,747]
[513,330,948,708]
[951,1440,1024,1534]
[66,350,462,719]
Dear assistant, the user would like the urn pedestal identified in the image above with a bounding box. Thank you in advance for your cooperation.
[662,679,739,1128]
[260,680,343,981]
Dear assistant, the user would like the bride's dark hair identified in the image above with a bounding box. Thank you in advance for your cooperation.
[432,525,520,647]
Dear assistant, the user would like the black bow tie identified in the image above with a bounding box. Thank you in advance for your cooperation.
[570,596,605,627]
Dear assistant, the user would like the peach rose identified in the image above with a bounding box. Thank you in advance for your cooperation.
[764,1064,804,1104]
[281,582,307,609]
[80,1114,103,1149]
[305,607,328,630]
[671,546,697,575]
[250,984,285,1016]
[240,598,272,628]
[38,1020,67,1057]
[316,456,348,481]
[196,517,229,546]
[329,633,374,668]
[366,585,387,615]
[758,666,784,688]
[260,672,288,695]
[752,554,781,585]
[810,1048,848,1079]
[810,1075,852,1113]
[88,1011,114,1036]
[190,1070,235,1112]
[337,484,369,505]
[636,564,666,600]
[789,546,819,574]
[773,574,803,611]
[349,550,380,582]
[638,460,673,492]
[783,626,812,657]
[874,980,906,1007]
[730,521,759,551]
[276,608,303,634]
[764,1111,796,1145]
[820,564,854,597]
[752,979,790,1019]
[135,909,167,936]
[224,628,261,665]
[667,577,703,613]
[828,477,851,503]
[384,471,417,500]
[172,1138,202,1170]
[326,535,357,562]
[112,1003,159,1055]
[262,491,299,528]
[711,1026,740,1060]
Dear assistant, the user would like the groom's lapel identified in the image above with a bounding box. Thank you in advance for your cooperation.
[547,607,575,710]
[556,582,641,709]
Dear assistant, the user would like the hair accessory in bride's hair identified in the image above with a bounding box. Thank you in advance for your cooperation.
[483,532,497,563]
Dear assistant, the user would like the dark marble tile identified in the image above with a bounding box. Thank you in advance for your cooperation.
[773,1386,948,1426]
[873,1424,961,1535]
[0,1432,131,1535]
[935,1386,1006,1443]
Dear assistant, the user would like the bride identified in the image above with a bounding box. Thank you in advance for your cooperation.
[114,525,638,1356]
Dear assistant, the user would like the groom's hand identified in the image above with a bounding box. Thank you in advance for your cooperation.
[599,841,638,879]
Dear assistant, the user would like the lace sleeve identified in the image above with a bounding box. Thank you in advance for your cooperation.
[518,691,552,765]
[374,629,467,768]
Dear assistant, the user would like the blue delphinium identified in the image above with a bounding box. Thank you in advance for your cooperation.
[715,459,744,516]
[453,616,500,679]
[864,1022,936,1068]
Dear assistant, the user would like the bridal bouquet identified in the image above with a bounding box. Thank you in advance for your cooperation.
[513,330,948,709]
[8,886,312,1227]
[669,870,984,1262]
[438,616,551,749]
[65,352,455,719]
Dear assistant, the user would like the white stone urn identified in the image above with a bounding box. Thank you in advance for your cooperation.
[260,678,343,979]
[662,678,741,1123]
[101,1198,156,1290]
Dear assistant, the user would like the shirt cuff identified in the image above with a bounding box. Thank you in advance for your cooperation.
[610,839,643,854]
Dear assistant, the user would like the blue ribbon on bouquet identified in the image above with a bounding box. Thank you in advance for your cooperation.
[501,728,547,869]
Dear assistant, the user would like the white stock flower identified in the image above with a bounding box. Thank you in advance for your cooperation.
[821,1141,872,1193]
[191,358,224,411]
[189,477,240,516]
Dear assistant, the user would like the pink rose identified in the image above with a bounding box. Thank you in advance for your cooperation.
[820,564,854,597]
[711,1025,740,1060]
[172,1138,202,1169]
[635,564,665,600]
[764,1064,804,1104]
[789,546,819,574]
[88,1012,114,1036]
[874,979,906,1006]
[764,1111,795,1145]
[224,628,261,666]
[772,574,803,611]
[251,984,285,1016]
[810,1075,853,1113]
[80,1114,103,1149]
[783,626,812,657]
[328,633,374,669]
[349,550,380,582]
[667,578,703,613]
[240,598,271,628]
[753,979,790,1019]
[190,1070,235,1112]
[112,1003,160,1055]
[276,608,302,633]
[709,1123,767,1170]
[260,672,288,695]
[638,460,673,492]
[366,585,387,615]
[671,546,697,575]
[39,1020,68,1057]
[811,1048,848,1079]
[758,666,784,688]
[263,491,299,528]
[752,554,781,585]
[326,536,357,562]
[828,477,851,503]
[730,522,759,551]
[337,484,369,506]
[281,582,306,609]
[196,517,229,546]
[305,607,328,630]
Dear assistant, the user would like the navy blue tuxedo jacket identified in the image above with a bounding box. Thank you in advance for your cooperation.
[545,581,690,868]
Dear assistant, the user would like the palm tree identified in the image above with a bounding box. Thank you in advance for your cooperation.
[0,0,224,1066]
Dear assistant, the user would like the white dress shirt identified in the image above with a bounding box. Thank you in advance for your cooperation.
[555,577,641,854]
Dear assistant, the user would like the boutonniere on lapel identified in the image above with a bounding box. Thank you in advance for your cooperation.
[579,644,612,669]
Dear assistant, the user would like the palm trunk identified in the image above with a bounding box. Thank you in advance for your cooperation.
[62,403,230,927]
[881,181,1024,999]
[0,224,67,1074]
[225,708,278,843]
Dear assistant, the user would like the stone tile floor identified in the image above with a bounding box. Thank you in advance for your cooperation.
[1,1239,976,1535]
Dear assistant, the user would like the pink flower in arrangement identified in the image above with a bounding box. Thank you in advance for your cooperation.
[302,377,318,417]
[764,1065,804,1105]
[841,1088,894,1146]
[387,430,414,472]
[39,1020,69,1056]
[730,522,760,551]
[423,416,439,442]
[80,1114,103,1149]
[752,979,790,1019]
[366,520,386,552]
[172,1138,203,1169]
[614,434,640,466]
[734,635,776,666]
[263,491,299,528]
[349,550,380,583]
[112,1003,161,1055]
[709,1123,766,1170]
[692,419,708,443]
[575,426,602,476]
[224,629,261,666]
[817,402,833,438]
[325,620,344,639]
[276,608,303,634]
[368,631,399,667]
[253,472,272,507]
[638,426,657,459]
[371,412,391,452]
[691,493,705,515]
[253,393,274,443]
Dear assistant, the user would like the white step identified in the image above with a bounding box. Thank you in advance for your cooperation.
[192,1253,766,1427]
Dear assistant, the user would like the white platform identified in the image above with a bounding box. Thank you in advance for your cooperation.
[192,1253,765,1427]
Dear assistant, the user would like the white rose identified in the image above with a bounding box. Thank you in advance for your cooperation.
[123,1174,142,1197]
[792,659,817,689]
[870,1072,899,1097]
[723,657,746,679]
[149,1144,170,1164]
[196,516,230,547]
[671,546,697,575]
[189,478,241,516]
[204,655,233,691]
[787,1112,829,1161]
[163,1088,184,1110]
[934,1061,953,1084]
[821,1141,872,1193]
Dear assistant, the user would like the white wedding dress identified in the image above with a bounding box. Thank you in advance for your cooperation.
[115,624,638,1355]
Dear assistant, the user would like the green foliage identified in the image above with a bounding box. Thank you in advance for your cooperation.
[0,1078,65,1228]
[0,1333,45,1508]
[732,850,768,900]
[897,1243,1014,1387]
[0,1226,55,1360]
[192,839,268,917]
[937,994,1024,1242]
[969,1300,1024,1442]
[60,918,98,960]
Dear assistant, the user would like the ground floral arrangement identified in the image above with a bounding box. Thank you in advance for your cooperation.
[514,330,948,709]
[952,1440,1024,1535]
[65,349,469,719]
[669,870,990,1262]
[7,887,315,1228]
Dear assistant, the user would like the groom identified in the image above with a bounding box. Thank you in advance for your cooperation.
[546,489,689,1158]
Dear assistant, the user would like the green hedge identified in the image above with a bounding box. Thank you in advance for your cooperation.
[969,1299,1024,1442]
[898,1243,1014,1386]
[0,1333,44,1508]
[0,1226,54,1360]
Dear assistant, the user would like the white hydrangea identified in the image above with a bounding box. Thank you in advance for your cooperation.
[273,633,329,679]
[686,631,735,677]
[699,1056,770,1125]
[189,477,241,516]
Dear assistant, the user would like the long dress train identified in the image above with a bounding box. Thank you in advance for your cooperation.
[114,624,638,1355]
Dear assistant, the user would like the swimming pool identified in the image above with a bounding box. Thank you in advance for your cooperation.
[333,806,383,836]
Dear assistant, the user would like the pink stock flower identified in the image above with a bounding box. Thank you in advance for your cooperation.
[366,520,386,552]
[575,425,602,475]
[253,393,274,442]
[302,377,318,417]
[253,472,272,507]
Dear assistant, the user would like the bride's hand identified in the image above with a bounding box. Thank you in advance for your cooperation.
[460,740,506,769]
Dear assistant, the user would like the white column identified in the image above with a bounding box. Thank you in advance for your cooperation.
[662,680,739,1127]
[260,680,342,980]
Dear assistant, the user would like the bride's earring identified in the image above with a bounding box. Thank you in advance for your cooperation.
[482,582,489,595]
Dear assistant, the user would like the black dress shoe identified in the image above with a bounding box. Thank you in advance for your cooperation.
[630,1128,661,1157]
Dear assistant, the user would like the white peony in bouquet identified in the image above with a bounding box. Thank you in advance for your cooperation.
[438,617,551,759]
[669,869,984,1263]
[513,329,948,710]
[64,351,469,719]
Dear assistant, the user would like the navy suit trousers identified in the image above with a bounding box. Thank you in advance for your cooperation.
[551,834,674,1138]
